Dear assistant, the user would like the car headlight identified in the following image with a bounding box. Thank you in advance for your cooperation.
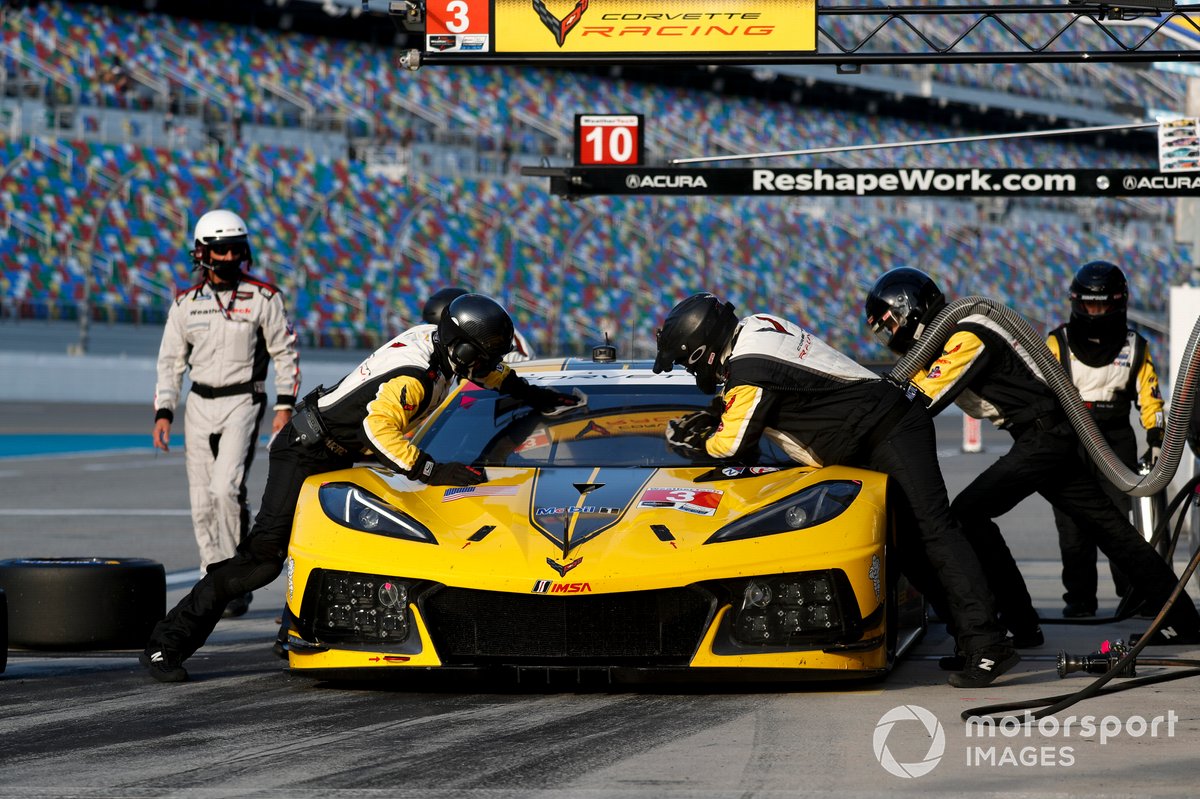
[704,480,861,544]
[314,569,416,644]
[726,570,859,647]
[318,482,436,544]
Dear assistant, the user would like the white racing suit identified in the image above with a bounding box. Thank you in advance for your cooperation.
[154,274,300,569]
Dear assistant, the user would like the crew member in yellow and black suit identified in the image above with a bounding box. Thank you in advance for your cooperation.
[1047,261,1165,618]
[140,294,578,683]
[865,267,1200,661]
[654,292,1019,689]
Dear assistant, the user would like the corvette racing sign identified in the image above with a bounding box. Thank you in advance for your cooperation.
[493,0,816,54]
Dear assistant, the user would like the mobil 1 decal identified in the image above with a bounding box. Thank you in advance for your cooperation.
[529,467,651,548]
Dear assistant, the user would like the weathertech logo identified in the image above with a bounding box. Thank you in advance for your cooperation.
[533,0,590,46]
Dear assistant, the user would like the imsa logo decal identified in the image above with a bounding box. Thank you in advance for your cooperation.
[532,580,593,594]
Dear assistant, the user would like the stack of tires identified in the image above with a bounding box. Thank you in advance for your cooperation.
[0,558,165,659]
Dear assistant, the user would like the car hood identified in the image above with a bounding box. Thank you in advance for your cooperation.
[295,463,887,592]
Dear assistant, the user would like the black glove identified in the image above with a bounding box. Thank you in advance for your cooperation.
[525,385,581,415]
[1142,427,1164,468]
[411,453,487,486]
[665,411,719,456]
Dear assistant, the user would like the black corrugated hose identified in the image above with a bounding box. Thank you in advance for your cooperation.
[886,297,1200,722]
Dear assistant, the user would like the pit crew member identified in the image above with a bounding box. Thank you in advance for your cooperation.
[1048,261,1164,618]
[141,294,578,682]
[865,267,1200,650]
[153,208,300,617]
[654,292,1018,688]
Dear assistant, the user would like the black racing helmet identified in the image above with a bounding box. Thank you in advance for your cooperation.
[653,293,739,394]
[436,293,515,380]
[422,286,469,325]
[864,267,946,354]
[1070,261,1128,321]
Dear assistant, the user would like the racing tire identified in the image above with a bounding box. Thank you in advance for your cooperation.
[0,558,165,650]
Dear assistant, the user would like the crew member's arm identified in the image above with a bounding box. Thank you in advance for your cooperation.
[1136,342,1165,462]
[496,366,579,412]
[263,289,301,435]
[705,383,775,460]
[152,299,188,452]
[363,375,485,486]
[1045,333,1064,364]
[908,329,991,416]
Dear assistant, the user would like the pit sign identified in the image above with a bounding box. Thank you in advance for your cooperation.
[575,114,644,166]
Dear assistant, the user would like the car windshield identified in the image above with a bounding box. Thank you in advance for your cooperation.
[417,381,793,468]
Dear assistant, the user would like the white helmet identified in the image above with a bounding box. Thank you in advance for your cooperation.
[192,209,252,272]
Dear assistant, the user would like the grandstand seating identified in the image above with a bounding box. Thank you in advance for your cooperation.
[0,2,1192,362]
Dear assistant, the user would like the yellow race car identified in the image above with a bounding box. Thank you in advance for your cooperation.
[281,358,925,682]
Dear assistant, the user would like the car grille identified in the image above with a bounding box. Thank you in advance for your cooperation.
[421,586,716,665]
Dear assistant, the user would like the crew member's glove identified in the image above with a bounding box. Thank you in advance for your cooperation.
[525,386,584,416]
[665,409,720,456]
[1142,426,1164,468]
[410,452,488,486]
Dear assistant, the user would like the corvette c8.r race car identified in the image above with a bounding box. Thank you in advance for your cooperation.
[280,358,926,682]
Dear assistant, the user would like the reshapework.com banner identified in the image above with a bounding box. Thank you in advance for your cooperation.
[548,167,1200,197]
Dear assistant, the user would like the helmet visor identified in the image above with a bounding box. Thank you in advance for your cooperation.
[868,311,900,347]
[196,237,251,270]
[448,338,501,380]
[652,328,676,374]
[208,240,250,259]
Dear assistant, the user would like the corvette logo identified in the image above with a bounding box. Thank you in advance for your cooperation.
[533,0,590,46]
[546,556,583,577]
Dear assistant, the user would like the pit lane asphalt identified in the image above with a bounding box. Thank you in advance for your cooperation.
[2,402,1199,799]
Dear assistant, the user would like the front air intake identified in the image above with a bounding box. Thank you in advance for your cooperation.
[421,586,716,665]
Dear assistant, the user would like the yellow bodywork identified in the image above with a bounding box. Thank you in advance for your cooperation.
[285,462,899,676]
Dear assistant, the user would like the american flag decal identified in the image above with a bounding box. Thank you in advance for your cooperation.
[442,485,520,502]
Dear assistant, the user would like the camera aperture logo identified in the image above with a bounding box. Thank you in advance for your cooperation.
[874,705,1179,776]
[873,705,945,778]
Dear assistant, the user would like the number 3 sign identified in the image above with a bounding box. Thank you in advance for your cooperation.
[426,0,490,52]
[575,114,644,166]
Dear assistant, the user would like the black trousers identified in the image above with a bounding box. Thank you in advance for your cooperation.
[859,401,1009,654]
[952,421,1200,635]
[1053,424,1136,609]
[145,423,355,661]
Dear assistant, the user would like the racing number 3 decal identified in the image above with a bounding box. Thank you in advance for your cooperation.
[638,488,724,516]
[427,0,490,46]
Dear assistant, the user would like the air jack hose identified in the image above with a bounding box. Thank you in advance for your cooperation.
[881,297,1200,719]
[963,519,1200,723]
[888,296,1200,497]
